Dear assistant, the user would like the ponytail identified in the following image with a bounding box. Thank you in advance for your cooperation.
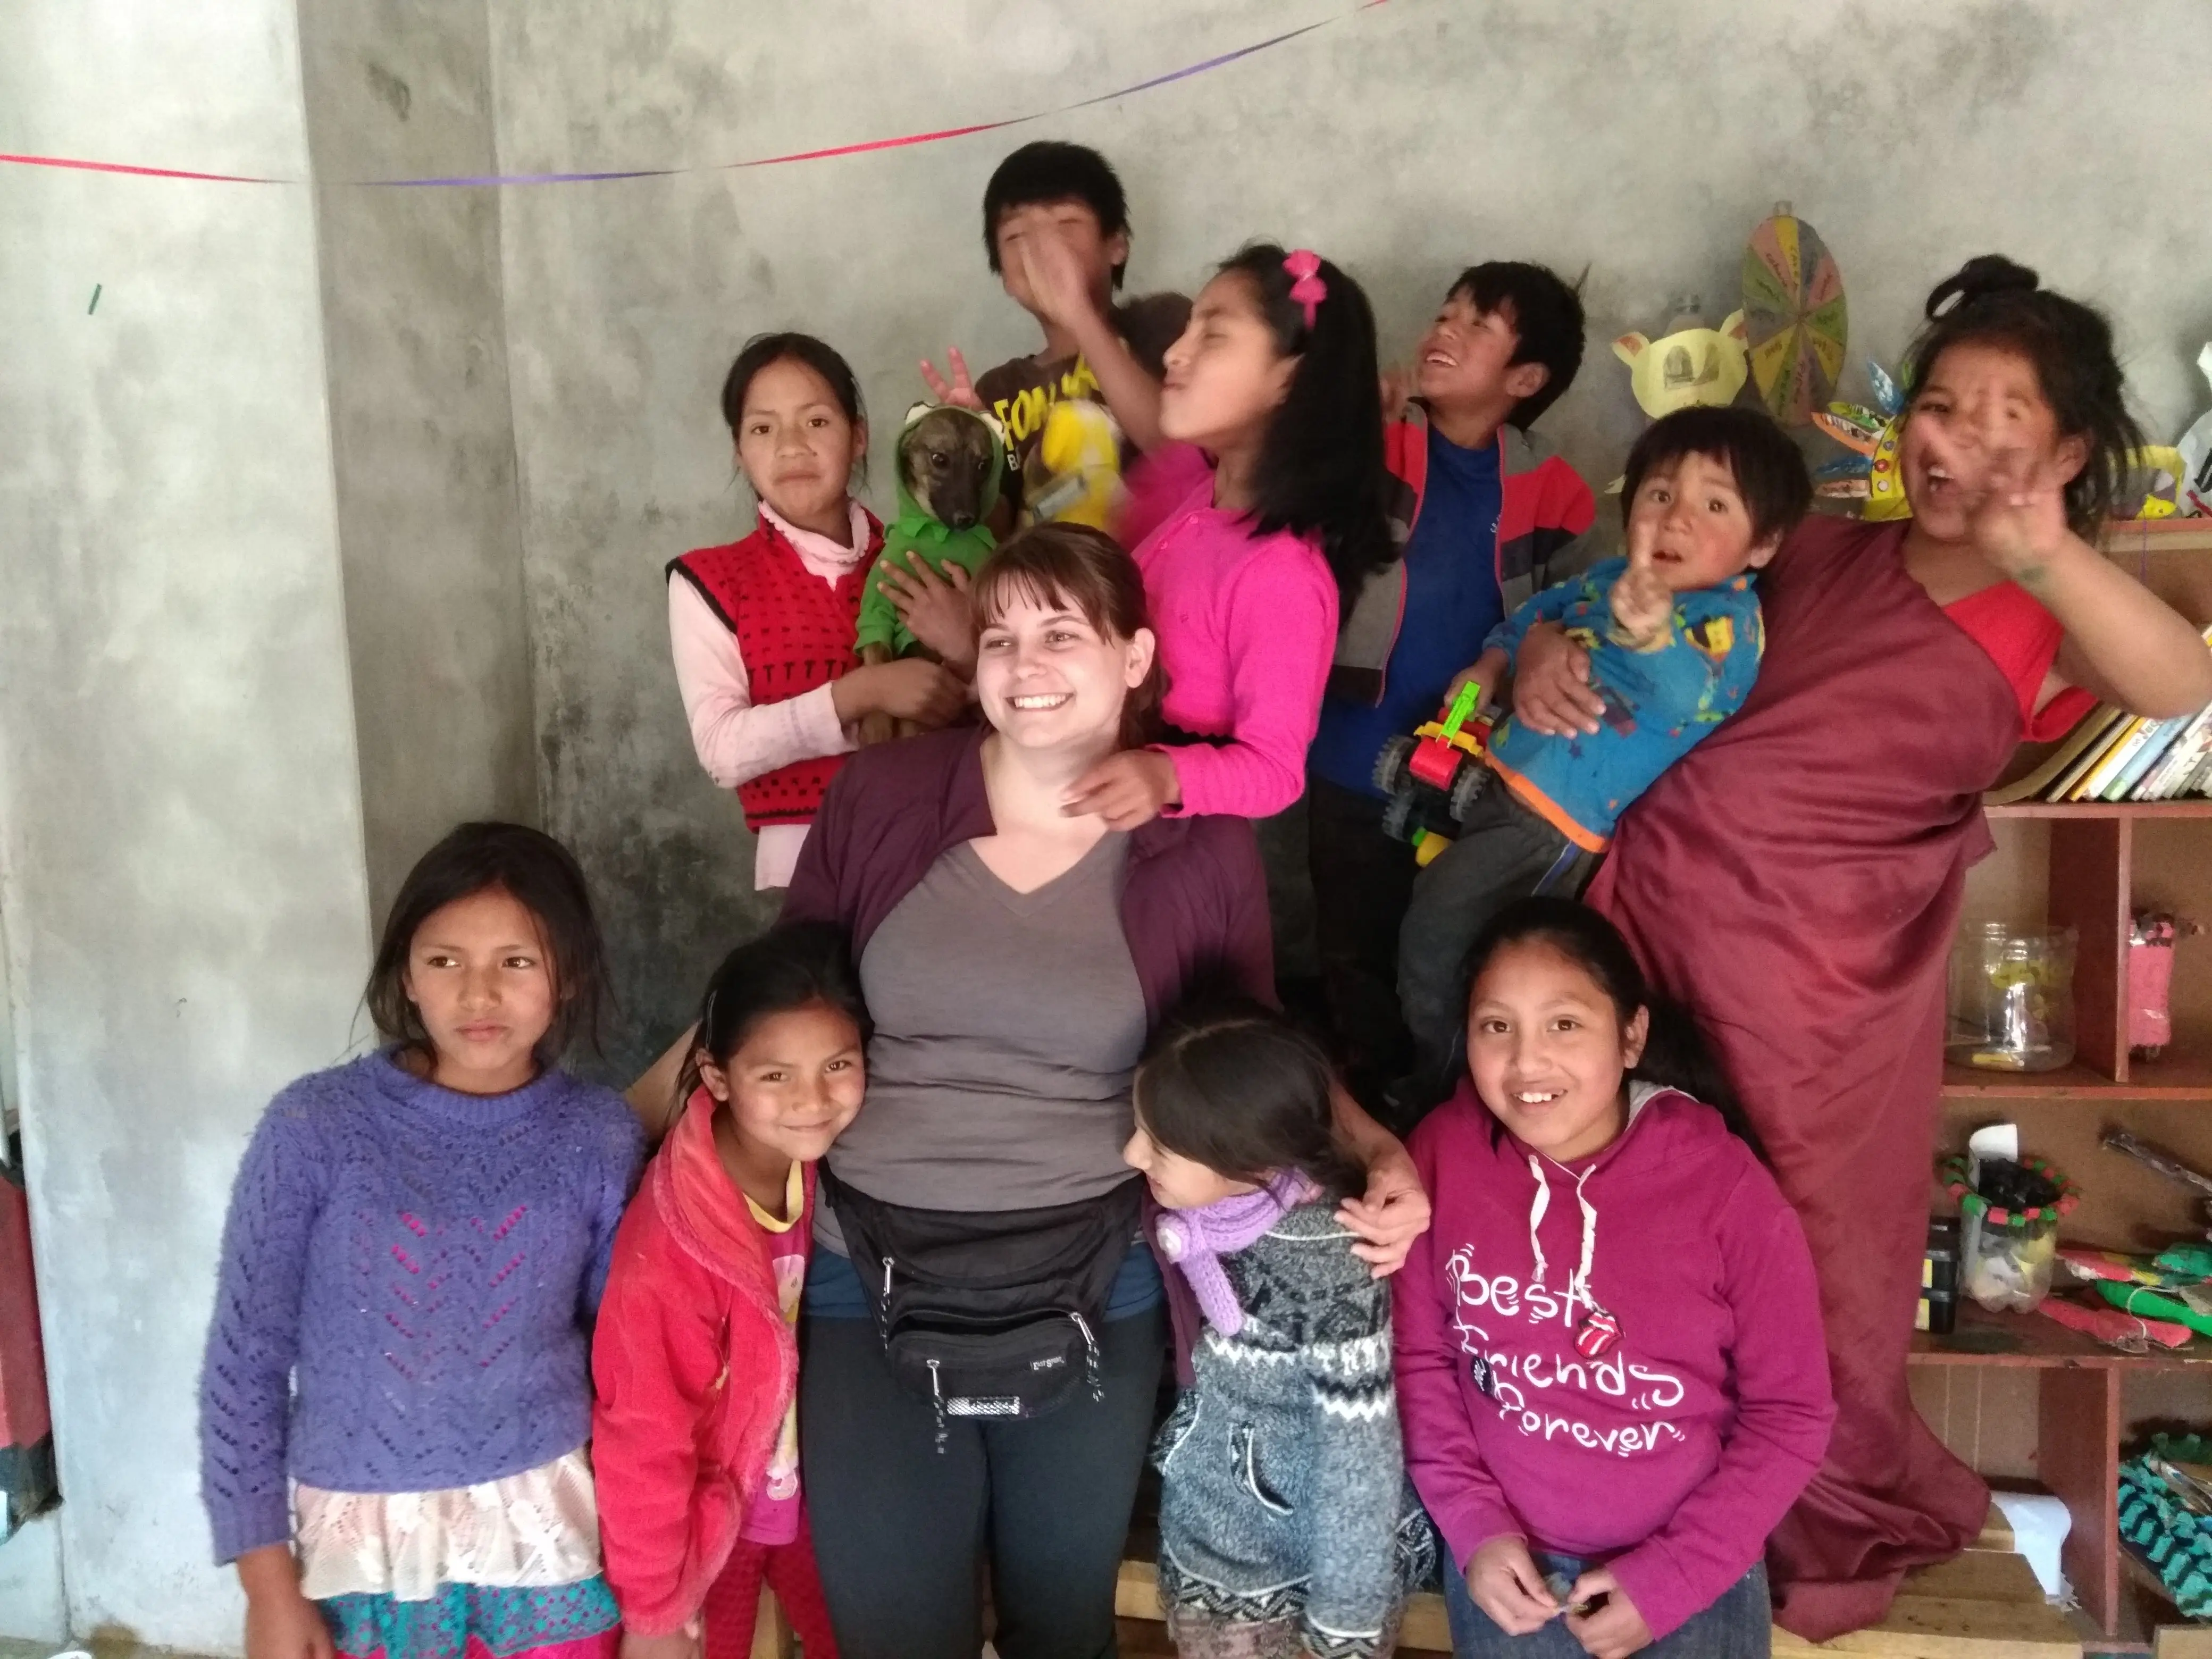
[1213,242,1394,606]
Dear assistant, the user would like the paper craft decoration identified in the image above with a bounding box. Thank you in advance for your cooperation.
[2118,447,2189,520]
[1812,359,1912,522]
[1613,309,1750,418]
[1742,207,1848,426]
[2179,343,2212,517]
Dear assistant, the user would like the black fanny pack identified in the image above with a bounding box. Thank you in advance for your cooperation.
[823,1168,1144,1449]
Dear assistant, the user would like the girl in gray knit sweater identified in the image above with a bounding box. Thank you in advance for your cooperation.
[1125,1000,1435,1659]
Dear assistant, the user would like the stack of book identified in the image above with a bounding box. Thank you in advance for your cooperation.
[1990,657,2212,806]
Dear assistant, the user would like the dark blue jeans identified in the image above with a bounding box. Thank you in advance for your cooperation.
[1440,1550,1771,1657]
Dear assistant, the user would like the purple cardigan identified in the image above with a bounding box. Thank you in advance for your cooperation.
[780,725,1275,1017]
[779,725,1276,1372]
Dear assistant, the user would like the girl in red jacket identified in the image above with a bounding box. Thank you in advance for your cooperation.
[593,925,866,1659]
[1395,898,1833,1658]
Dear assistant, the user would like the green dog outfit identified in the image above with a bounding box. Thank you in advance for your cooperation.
[854,403,1007,659]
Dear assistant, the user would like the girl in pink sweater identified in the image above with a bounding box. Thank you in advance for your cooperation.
[1068,244,1393,827]
[1396,897,1832,1658]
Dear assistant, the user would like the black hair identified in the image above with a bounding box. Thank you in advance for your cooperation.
[1621,405,1813,548]
[365,822,610,1065]
[1135,993,1366,1200]
[1216,242,1394,606]
[983,141,1131,288]
[1447,261,1588,428]
[1459,896,1763,1157]
[674,923,871,1110]
[719,331,866,439]
[1904,255,2144,539]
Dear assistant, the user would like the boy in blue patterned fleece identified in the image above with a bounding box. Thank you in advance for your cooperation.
[1396,406,1812,1110]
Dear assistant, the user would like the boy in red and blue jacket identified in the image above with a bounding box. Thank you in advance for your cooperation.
[1308,262,1596,1120]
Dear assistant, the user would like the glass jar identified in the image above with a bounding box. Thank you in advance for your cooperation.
[1947,923,2077,1073]
[1960,1208,2063,1312]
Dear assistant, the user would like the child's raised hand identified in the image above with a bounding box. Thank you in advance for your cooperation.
[1608,531,1675,650]
[1562,1566,1654,1659]
[1017,228,1102,333]
[879,551,979,672]
[918,348,985,411]
[1964,438,2075,581]
[1063,749,1181,830]
[1466,1535,1561,1636]
[1379,361,1415,414]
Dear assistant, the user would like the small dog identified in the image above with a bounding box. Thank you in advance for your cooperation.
[901,404,999,532]
[853,403,1006,744]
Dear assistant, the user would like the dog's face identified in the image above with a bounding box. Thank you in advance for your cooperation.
[900,407,997,530]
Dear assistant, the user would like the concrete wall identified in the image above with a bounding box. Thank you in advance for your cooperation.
[0,3,373,1647]
[492,0,2212,1075]
[0,1515,66,1647]
[300,0,537,923]
[3,1,2211,1648]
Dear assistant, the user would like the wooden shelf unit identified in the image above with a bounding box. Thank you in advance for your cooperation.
[1922,524,2212,1647]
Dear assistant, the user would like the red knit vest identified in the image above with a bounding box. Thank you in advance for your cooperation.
[669,513,879,831]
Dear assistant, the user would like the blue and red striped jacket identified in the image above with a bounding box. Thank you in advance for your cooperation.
[1329,400,1596,706]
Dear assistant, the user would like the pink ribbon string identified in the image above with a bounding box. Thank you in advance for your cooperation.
[2,4,1390,190]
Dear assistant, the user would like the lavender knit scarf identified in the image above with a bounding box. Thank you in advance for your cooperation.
[1153,1170,1320,1336]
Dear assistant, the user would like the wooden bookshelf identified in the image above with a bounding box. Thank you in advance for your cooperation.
[1919,521,2212,1645]
[1912,1302,2212,1370]
[1943,1052,2212,1101]
[1988,800,2212,820]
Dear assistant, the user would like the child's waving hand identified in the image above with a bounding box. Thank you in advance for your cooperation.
[1916,415,2076,580]
[1610,520,1676,650]
[918,347,985,410]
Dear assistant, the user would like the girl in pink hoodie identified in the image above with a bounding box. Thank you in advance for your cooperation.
[1396,898,1833,1658]
[1066,243,1394,830]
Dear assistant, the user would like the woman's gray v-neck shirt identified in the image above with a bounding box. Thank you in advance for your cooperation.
[818,833,1149,1251]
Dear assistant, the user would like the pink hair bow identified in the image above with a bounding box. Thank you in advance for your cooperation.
[1283,248,1326,331]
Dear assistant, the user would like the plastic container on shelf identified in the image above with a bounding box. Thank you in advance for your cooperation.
[1940,1152,2080,1313]
[1947,922,2077,1073]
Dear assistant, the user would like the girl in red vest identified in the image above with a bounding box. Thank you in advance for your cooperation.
[669,333,966,890]
[593,923,866,1659]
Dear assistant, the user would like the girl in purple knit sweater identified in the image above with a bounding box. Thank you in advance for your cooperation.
[199,824,644,1659]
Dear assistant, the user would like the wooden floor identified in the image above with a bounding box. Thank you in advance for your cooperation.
[1109,1507,2082,1659]
[0,1511,2084,1659]
[738,1504,2084,1656]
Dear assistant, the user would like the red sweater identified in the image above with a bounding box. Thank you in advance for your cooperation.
[1395,1083,1833,1640]
[592,1097,809,1636]
[669,514,879,831]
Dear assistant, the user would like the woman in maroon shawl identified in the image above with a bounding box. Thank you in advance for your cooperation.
[1509,256,2212,1639]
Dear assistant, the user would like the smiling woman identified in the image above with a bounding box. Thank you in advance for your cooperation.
[775,522,1430,1659]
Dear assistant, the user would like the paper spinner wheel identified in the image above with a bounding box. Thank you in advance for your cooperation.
[1742,211,1848,426]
